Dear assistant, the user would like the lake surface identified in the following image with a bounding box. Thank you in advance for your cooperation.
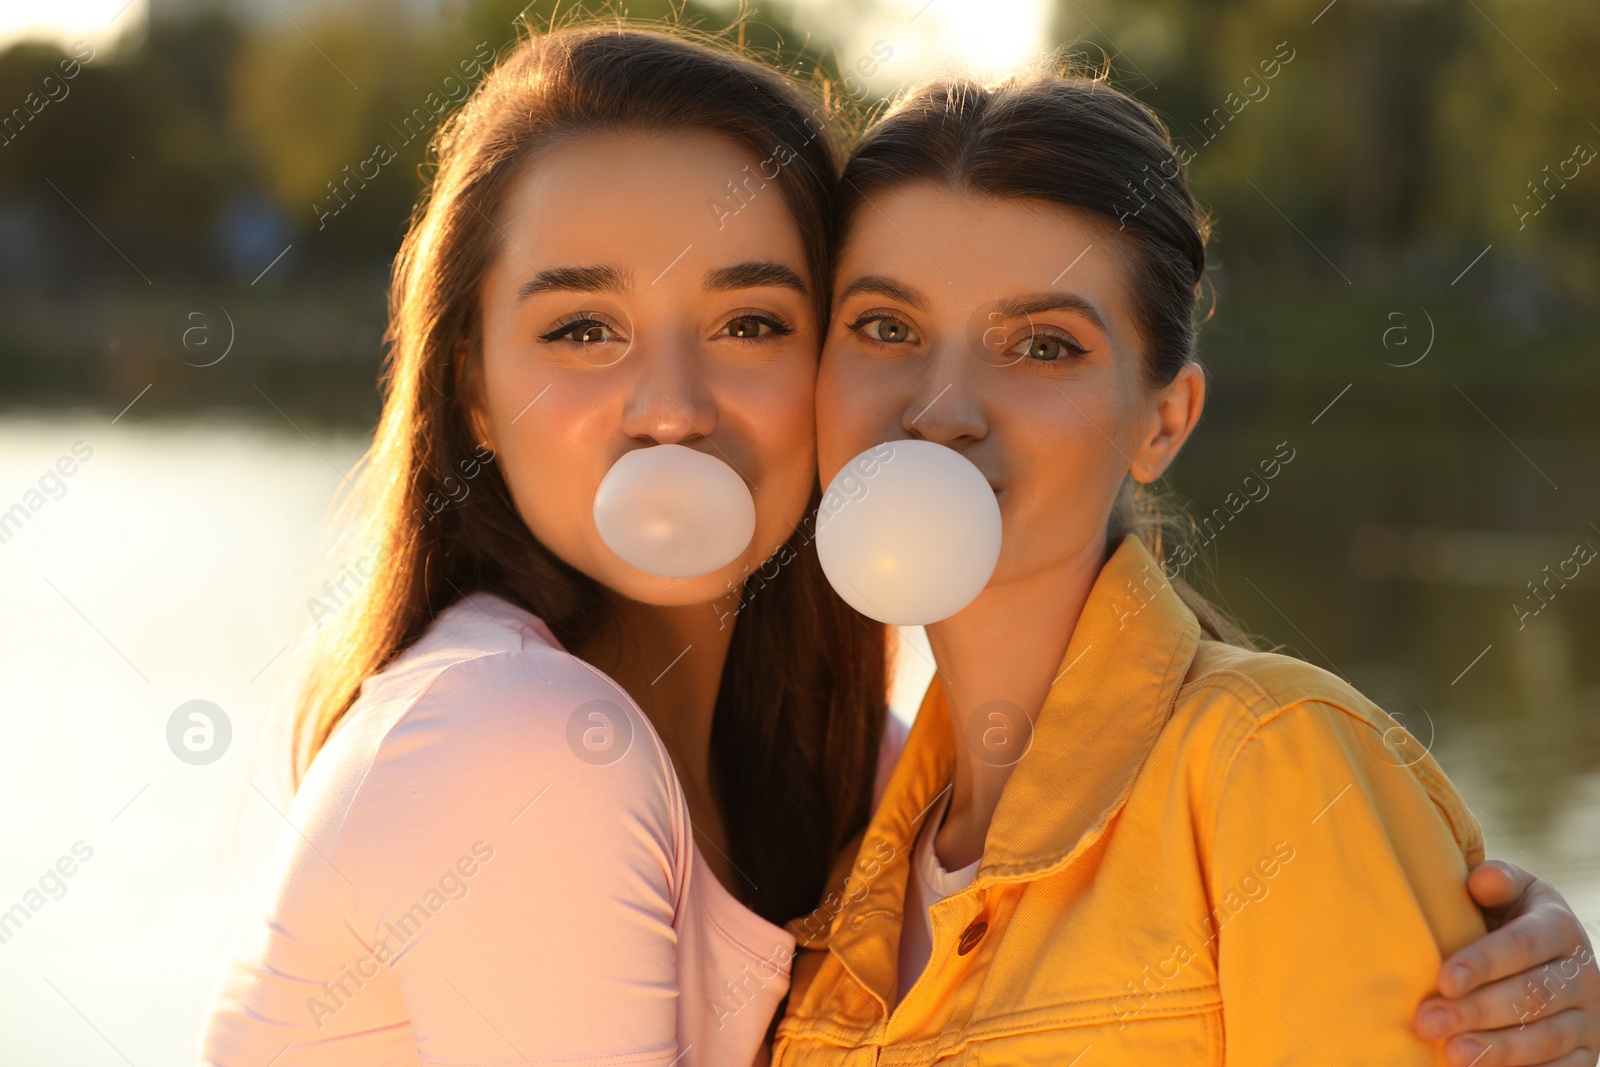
[0,409,1595,1062]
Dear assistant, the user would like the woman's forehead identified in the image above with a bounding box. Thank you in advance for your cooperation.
[832,188,1137,309]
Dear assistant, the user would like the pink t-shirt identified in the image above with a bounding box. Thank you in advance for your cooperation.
[203,591,886,1067]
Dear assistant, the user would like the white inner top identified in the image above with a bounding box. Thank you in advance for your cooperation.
[895,783,980,1006]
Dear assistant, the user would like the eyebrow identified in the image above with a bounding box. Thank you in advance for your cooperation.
[704,261,809,295]
[993,293,1111,334]
[517,260,807,301]
[834,278,1111,335]
[517,266,629,300]
[835,274,928,311]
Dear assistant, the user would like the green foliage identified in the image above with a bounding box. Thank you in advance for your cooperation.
[0,0,1593,319]
[1050,0,1600,305]
[0,0,844,280]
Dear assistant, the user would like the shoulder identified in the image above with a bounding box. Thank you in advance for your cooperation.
[330,592,671,788]
[1180,640,1376,727]
[351,589,571,705]
[1171,639,1395,765]
[304,593,687,908]
[1167,640,1481,863]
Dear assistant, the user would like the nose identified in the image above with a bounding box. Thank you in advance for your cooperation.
[900,340,987,446]
[620,337,718,445]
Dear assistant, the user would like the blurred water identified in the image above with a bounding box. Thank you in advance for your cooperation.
[0,411,369,1064]
[0,411,1596,1062]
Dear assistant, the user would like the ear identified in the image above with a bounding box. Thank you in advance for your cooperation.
[466,399,495,454]
[455,340,497,453]
[1130,362,1204,483]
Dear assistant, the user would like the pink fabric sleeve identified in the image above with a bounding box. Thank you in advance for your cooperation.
[203,646,695,1065]
[337,650,688,1063]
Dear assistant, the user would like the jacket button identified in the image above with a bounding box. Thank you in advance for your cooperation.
[956,920,988,956]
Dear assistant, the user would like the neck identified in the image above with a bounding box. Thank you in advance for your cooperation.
[924,539,1108,870]
[574,586,754,901]
[574,590,740,794]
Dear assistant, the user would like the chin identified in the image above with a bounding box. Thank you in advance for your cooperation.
[559,519,802,613]
[590,565,740,609]
[592,535,796,610]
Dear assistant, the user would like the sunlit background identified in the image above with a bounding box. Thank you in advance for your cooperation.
[2,0,1598,1060]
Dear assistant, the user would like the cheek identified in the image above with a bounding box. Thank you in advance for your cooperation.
[815,353,888,485]
[1018,408,1110,504]
[494,395,600,532]
[1054,371,1140,478]
[732,363,820,534]
[1001,365,1119,452]
[738,360,816,457]
[479,347,616,541]
[1044,419,1127,508]
[1000,382,1136,565]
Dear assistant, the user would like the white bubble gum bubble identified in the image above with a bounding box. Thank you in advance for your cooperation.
[815,440,1001,625]
[593,443,756,579]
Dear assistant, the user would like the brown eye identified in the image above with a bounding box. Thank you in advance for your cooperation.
[720,313,792,340]
[539,318,617,345]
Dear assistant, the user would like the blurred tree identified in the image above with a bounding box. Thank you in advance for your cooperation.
[0,0,836,287]
[1051,0,1599,303]
[0,0,1592,334]
[0,14,251,281]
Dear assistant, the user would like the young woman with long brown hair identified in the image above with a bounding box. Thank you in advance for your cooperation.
[200,21,1593,1067]
[201,25,889,1066]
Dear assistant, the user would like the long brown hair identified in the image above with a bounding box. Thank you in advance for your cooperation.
[293,23,887,925]
[837,68,1255,646]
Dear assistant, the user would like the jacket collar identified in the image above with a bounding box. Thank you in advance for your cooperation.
[979,534,1201,878]
[807,536,1201,1006]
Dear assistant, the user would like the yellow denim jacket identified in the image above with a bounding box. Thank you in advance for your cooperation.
[774,536,1486,1066]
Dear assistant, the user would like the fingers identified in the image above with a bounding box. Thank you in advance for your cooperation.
[1541,1053,1600,1067]
[1418,961,1594,1035]
[1441,888,1589,996]
[1468,861,1533,917]
[1431,1009,1593,1067]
